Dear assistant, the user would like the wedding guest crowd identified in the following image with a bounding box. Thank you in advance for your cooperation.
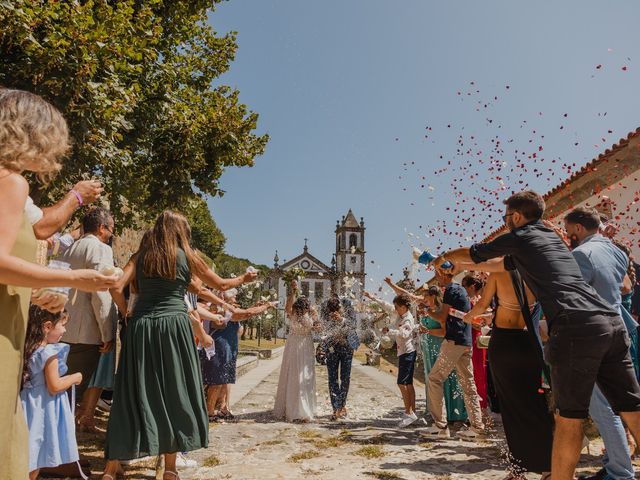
[3,86,640,480]
[0,88,275,479]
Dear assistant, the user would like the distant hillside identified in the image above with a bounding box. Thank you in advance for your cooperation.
[213,253,271,278]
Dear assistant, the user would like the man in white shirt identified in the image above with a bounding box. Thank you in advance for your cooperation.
[61,207,117,400]
[365,291,419,428]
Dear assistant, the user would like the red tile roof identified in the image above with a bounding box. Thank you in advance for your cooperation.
[482,127,640,241]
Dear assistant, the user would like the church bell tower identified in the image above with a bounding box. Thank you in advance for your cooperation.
[335,209,366,296]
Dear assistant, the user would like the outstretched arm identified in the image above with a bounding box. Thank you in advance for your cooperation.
[192,258,258,291]
[33,180,103,240]
[231,302,277,322]
[455,258,506,274]
[285,281,297,316]
[464,274,497,324]
[384,277,422,302]
[188,277,238,313]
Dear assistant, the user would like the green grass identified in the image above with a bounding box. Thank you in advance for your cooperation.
[260,439,286,446]
[239,338,285,350]
[203,455,222,467]
[310,435,346,449]
[288,450,321,463]
[365,471,404,480]
[353,445,385,458]
[298,429,322,439]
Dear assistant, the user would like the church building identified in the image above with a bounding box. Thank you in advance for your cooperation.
[268,209,366,307]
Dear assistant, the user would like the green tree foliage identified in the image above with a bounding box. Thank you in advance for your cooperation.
[213,253,269,279]
[182,197,226,260]
[0,0,268,238]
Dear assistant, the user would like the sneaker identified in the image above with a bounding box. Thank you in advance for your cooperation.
[423,425,450,438]
[458,426,485,439]
[97,398,112,412]
[397,413,418,428]
[176,452,198,468]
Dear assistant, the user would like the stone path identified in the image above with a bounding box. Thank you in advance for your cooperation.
[180,359,605,480]
[90,356,616,479]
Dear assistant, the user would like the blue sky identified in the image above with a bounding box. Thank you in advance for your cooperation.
[207,0,640,290]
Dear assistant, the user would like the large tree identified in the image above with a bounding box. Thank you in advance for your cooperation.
[0,0,268,249]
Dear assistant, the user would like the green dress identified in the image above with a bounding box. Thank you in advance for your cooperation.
[105,250,208,460]
[420,316,468,422]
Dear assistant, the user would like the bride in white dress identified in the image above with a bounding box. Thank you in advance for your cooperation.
[274,281,319,422]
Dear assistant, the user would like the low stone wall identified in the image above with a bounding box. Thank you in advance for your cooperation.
[240,346,285,360]
[236,353,259,377]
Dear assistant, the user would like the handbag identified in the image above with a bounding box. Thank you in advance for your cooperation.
[315,341,328,365]
[476,335,491,349]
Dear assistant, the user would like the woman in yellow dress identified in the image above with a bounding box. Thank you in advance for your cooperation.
[0,88,117,478]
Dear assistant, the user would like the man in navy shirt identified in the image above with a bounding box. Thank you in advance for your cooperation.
[434,191,640,480]
[423,269,484,438]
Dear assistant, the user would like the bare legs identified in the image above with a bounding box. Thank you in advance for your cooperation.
[206,385,224,417]
[398,384,416,415]
[550,416,583,480]
[102,460,120,479]
[551,411,640,479]
[77,386,103,431]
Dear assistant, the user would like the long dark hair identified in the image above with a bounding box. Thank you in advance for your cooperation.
[22,305,65,387]
[141,211,204,279]
[426,285,443,310]
[292,296,310,317]
[462,274,485,294]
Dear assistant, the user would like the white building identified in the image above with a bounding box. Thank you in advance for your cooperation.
[268,209,367,308]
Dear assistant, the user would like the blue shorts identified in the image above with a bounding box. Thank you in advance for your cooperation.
[397,351,417,385]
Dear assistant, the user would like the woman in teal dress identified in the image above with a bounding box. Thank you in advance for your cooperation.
[102,211,258,480]
[419,286,467,422]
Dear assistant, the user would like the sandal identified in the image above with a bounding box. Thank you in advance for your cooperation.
[209,414,225,424]
[220,409,235,421]
[163,471,179,480]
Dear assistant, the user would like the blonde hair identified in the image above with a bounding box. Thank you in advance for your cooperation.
[0,88,69,182]
[141,211,206,280]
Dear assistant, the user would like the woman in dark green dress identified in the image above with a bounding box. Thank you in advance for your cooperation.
[102,211,257,480]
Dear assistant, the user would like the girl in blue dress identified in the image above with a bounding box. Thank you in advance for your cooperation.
[21,306,82,480]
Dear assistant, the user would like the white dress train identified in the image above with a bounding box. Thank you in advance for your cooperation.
[273,313,317,421]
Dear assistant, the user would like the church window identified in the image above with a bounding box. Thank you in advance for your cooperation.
[350,256,357,264]
[349,234,358,249]
[301,282,309,298]
[315,282,324,300]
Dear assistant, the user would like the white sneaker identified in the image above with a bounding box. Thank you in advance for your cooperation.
[97,398,112,412]
[423,425,450,438]
[176,452,198,468]
[397,413,418,428]
[458,426,485,439]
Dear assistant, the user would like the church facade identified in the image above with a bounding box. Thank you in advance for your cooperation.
[268,209,366,307]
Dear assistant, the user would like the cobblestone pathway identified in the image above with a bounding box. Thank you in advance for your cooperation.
[80,357,612,479]
[182,362,575,480]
